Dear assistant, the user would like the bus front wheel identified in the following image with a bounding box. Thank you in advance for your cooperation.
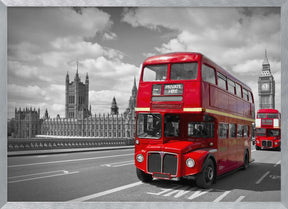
[196,158,215,189]
[136,168,152,183]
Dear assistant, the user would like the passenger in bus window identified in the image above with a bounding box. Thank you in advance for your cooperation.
[164,121,175,136]
[196,125,207,136]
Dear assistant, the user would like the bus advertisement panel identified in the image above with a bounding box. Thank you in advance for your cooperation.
[135,52,255,188]
[255,109,281,151]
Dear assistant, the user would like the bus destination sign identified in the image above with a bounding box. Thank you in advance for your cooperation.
[164,84,183,95]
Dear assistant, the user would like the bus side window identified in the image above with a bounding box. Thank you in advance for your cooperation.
[243,88,249,101]
[227,79,236,95]
[248,91,254,103]
[217,72,227,90]
[219,123,228,138]
[243,125,249,137]
[235,83,242,98]
[237,125,243,137]
[202,64,216,84]
[229,124,236,138]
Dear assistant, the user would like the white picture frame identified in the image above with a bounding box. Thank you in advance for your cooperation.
[0,0,287,209]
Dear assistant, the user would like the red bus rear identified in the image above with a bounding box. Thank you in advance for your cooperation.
[135,52,255,188]
[255,109,281,151]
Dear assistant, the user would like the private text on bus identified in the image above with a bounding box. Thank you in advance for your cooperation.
[255,109,281,151]
[134,52,255,188]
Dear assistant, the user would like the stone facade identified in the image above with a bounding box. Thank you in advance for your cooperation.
[14,107,42,138]
[12,70,137,139]
[40,113,135,138]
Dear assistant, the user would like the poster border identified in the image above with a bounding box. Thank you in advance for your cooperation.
[0,1,287,209]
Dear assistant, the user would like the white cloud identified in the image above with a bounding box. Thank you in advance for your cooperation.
[89,90,131,114]
[102,32,117,41]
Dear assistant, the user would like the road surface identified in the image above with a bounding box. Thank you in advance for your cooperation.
[8,146,280,202]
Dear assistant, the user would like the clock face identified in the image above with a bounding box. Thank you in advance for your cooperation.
[261,83,270,91]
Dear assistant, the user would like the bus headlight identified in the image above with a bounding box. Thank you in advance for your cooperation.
[256,140,259,144]
[186,158,195,168]
[136,154,144,163]
[275,142,278,145]
[135,139,139,145]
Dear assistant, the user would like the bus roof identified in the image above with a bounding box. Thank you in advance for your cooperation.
[143,52,252,92]
[257,109,280,114]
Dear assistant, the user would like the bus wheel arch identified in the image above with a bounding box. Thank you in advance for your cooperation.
[136,168,152,183]
[196,155,217,188]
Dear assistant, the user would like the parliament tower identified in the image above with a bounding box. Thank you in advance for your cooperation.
[258,50,275,109]
[65,62,91,119]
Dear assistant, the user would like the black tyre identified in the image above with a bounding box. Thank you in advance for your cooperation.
[196,158,215,189]
[136,168,152,183]
[256,145,260,150]
[275,146,281,151]
[242,152,249,170]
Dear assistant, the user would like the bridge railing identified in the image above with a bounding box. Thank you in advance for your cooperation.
[8,137,135,152]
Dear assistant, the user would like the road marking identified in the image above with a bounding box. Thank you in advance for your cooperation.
[163,186,190,198]
[269,174,280,180]
[274,160,281,167]
[256,171,270,184]
[8,153,134,168]
[188,189,212,200]
[235,196,245,202]
[8,170,79,184]
[8,170,69,179]
[112,162,134,167]
[68,181,142,202]
[147,186,182,196]
[213,191,231,202]
[101,160,134,167]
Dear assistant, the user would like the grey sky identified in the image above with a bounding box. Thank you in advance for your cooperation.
[7,7,281,119]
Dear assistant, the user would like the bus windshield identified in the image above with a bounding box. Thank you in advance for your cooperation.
[137,113,162,139]
[170,62,198,80]
[143,65,168,81]
[267,129,280,137]
[256,128,266,136]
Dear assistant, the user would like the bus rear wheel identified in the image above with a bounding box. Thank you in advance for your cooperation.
[196,158,215,189]
[242,152,249,170]
[136,168,152,183]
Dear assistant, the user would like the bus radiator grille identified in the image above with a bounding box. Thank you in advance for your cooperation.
[262,140,272,147]
[163,154,177,175]
[148,153,161,173]
[147,152,178,176]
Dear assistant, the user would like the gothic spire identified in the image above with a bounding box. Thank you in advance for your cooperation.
[74,60,80,81]
[263,49,269,65]
[262,50,271,73]
[111,97,119,115]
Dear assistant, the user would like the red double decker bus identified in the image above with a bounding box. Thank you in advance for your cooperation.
[134,52,255,188]
[255,109,281,151]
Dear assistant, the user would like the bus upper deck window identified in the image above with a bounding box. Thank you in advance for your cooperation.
[170,63,198,80]
[143,65,168,81]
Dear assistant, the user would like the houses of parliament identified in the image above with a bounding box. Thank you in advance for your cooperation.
[12,67,137,139]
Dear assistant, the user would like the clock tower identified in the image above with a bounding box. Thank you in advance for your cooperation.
[258,50,275,109]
